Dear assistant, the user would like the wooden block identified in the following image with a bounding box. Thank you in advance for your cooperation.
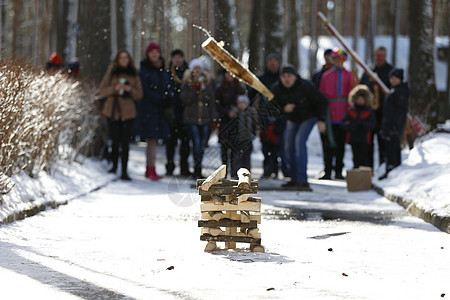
[204,241,217,252]
[211,195,224,205]
[250,244,265,253]
[198,219,258,228]
[197,179,258,188]
[237,193,250,204]
[201,200,261,212]
[241,211,251,223]
[201,212,261,224]
[226,212,237,249]
[237,168,252,190]
[200,234,261,244]
[199,165,226,191]
[247,228,259,238]
[201,227,223,236]
[198,185,258,197]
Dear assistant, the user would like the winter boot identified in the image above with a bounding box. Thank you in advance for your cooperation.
[146,166,162,180]
[166,162,175,176]
[193,166,202,179]
[180,164,192,177]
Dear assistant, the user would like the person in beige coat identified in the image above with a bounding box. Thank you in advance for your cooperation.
[98,50,143,180]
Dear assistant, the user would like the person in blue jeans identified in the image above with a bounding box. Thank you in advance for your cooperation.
[271,65,328,191]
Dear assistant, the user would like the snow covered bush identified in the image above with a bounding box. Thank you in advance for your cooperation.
[0,58,100,194]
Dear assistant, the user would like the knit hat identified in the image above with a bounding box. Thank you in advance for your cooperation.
[266,53,281,64]
[280,64,297,76]
[389,68,404,81]
[145,42,161,55]
[332,47,348,60]
[189,58,204,70]
[49,52,63,66]
[237,94,250,104]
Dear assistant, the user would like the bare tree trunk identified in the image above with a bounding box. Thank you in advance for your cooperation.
[409,0,438,125]
[446,0,450,118]
[352,0,361,72]
[309,0,318,76]
[392,0,400,66]
[123,0,133,53]
[264,0,283,59]
[248,0,263,73]
[66,0,79,62]
[110,0,117,58]
[365,0,376,64]
[12,0,20,57]
[284,0,299,69]
[0,0,3,52]
[134,0,143,62]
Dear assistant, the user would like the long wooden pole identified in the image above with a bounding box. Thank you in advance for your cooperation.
[317,11,389,94]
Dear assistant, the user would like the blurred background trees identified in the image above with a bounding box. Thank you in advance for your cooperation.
[0,0,448,124]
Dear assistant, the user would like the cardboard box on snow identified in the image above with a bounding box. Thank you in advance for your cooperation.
[346,167,372,192]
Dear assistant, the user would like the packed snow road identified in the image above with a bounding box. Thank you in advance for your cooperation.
[0,145,448,299]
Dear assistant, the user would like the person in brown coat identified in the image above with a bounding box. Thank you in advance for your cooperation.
[98,50,143,180]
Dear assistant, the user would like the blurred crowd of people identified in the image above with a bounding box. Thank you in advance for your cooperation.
[48,42,409,190]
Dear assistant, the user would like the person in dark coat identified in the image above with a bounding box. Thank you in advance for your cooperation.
[180,58,218,179]
[166,49,191,176]
[249,53,288,179]
[98,50,143,180]
[360,46,393,168]
[341,85,377,169]
[311,48,333,88]
[139,42,172,180]
[379,68,409,180]
[271,65,328,191]
[216,70,246,172]
[225,94,258,176]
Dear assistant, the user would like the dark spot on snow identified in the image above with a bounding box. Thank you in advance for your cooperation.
[166,266,174,270]
[308,232,350,239]
[342,273,348,277]
[328,248,333,252]
[266,287,275,291]
[441,293,445,298]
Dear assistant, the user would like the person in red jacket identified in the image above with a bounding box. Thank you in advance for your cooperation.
[319,47,357,180]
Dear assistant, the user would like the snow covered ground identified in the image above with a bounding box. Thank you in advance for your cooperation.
[0,125,449,299]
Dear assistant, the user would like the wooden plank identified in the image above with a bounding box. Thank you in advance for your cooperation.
[201,212,261,224]
[237,168,252,190]
[241,211,251,223]
[250,244,265,253]
[197,178,258,187]
[204,241,217,252]
[198,219,258,228]
[199,165,226,191]
[237,193,250,204]
[200,200,261,212]
[200,234,261,244]
[198,185,258,196]
[211,195,224,205]
[226,212,238,249]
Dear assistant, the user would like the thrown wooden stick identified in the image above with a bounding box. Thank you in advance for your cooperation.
[202,37,274,100]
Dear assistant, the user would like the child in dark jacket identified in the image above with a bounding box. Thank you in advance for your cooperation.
[379,68,409,180]
[342,85,377,169]
[225,95,258,176]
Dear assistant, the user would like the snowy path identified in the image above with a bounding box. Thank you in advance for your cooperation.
[0,145,449,299]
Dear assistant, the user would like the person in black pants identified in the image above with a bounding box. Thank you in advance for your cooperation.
[98,50,143,180]
[379,68,409,180]
[166,49,191,176]
[360,46,393,168]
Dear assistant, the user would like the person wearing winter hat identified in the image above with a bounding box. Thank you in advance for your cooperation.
[379,68,409,180]
[271,64,328,191]
[216,70,246,174]
[319,47,358,180]
[165,49,191,176]
[341,85,377,169]
[139,42,173,180]
[180,58,218,179]
[46,52,64,75]
[224,93,258,176]
[248,53,289,179]
[312,48,333,88]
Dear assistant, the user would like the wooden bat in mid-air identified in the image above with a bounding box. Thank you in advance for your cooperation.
[201,37,274,100]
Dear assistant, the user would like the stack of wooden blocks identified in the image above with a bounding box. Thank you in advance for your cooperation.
[197,165,264,253]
